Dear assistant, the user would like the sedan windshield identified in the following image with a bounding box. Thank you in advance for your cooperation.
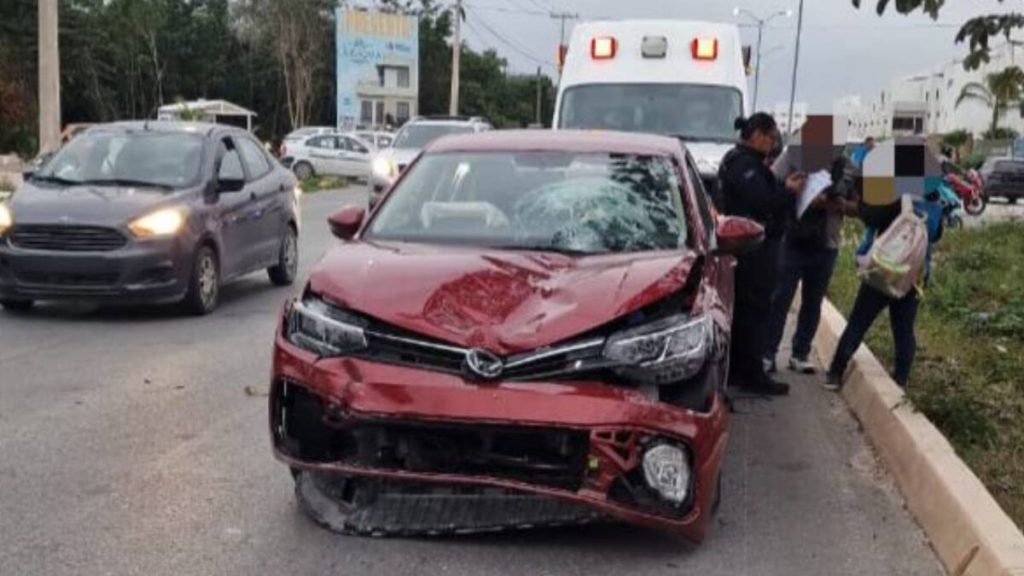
[558,84,743,143]
[393,124,474,149]
[38,130,205,188]
[368,152,688,254]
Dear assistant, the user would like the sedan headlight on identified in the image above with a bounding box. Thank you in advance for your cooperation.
[603,314,713,385]
[372,157,396,179]
[0,203,12,236]
[286,296,368,357]
[128,207,186,238]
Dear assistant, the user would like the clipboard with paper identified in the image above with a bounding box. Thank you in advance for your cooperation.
[795,169,833,219]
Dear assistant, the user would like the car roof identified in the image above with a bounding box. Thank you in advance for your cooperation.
[88,121,245,137]
[425,129,688,158]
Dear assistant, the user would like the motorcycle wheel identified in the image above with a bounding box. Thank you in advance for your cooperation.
[965,194,987,216]
[946,214,964,230]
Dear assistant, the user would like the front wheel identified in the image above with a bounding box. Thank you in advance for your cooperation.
[268,226,299,286]
[946,214,964,230]
[181,246,220,316]
[0,298,34,312]
[965,194,987,216]
[293,162,315,182]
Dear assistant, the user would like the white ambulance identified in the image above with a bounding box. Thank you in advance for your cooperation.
[554,20,750,186]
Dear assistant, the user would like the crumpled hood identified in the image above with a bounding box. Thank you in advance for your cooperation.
[308,241,699,354]
[9,182,192,227]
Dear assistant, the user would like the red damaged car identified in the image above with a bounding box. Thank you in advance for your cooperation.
[270,130,763,541]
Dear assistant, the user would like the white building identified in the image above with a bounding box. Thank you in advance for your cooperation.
[769,102,808,135]
[835,42,1024,140]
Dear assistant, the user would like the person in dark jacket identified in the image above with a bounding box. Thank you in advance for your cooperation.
[719,113,806,396]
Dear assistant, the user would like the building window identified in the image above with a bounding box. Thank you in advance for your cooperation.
[397,67,410,88]
[360,101,373,125]
[396,101,410,123]
[376,101,385,126]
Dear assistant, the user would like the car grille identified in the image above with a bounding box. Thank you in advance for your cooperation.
[274,381,590,491]
[10,225,127,252]
[359,323,609,382]
[15,269,120,288]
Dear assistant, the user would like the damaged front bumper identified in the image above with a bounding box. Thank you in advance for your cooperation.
[270,334,728,541]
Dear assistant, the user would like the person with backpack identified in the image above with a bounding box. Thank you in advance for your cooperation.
[825,139,945,390]
[718,113,807,396]
[764,149,859,375]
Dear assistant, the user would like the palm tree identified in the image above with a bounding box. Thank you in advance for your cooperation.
[956,66,1024,137]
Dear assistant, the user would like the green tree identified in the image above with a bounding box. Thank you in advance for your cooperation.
[956,66,1024,137]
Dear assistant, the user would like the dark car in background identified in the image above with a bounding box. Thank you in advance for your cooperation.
[981,157,1024,203]
[270,130,764,541]
[0,122,301,315]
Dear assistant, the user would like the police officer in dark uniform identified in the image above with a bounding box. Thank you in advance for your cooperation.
[718,113,806,396]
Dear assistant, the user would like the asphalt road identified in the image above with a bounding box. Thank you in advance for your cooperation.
[0,187,942,576]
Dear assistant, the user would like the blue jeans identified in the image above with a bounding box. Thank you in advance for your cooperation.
[765,246,839,361]
[828,283,920,387]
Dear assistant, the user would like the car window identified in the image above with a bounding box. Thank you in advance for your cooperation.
[342,137,370,155]
[237,138,271,180]
[379,135,394,148]
[308,136,335,149]
[685,154,716,247]
[369,151,688,254]
[218,141,245,181]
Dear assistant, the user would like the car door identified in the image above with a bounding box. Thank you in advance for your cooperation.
[338,136,372,178]
[306,136,345,176]
[236,135,286,268]
[214,137,262,278]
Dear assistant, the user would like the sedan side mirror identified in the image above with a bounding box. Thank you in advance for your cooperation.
[328,205,366,240]
[715,216,764,256]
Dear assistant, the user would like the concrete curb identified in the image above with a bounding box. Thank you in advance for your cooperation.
[813,298,1024,576]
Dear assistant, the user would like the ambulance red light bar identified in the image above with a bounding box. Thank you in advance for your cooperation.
[591,36,617,60]
[691,36,718,61]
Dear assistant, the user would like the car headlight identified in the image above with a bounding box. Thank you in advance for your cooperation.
[0,203,12,236]
[642,443,691,505]
[603,314,713,385]
[372,157,396,179]
[286,296,367,357]
[128,207,187,238]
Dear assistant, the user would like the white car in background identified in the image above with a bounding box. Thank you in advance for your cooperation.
[370,116,492,205]
[355,131,395,150]
[282,132,374,181]
[279,126,334,158]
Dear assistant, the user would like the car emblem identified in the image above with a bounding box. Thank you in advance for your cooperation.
[465,348,504,380]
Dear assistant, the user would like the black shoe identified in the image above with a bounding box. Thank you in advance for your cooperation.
[746,378,790,396]
[823,372,842,392]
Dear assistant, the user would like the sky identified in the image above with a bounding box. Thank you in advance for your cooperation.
[456,0,1023,113]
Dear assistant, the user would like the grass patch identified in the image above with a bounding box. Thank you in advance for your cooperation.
[299,176,353,194]
[828,221,1024,529]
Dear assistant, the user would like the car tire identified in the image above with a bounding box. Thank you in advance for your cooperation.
[0,298,34,312]
[268,225,299,286]
[293,162,315,182]
[181,245,220,316]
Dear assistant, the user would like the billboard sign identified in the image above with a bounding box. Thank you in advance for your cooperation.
[336,9,419,131]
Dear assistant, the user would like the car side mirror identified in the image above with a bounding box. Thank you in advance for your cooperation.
[715,216,764,255]
[328,205,365,240]
[217,177,245,193]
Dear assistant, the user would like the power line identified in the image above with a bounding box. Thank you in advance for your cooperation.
[465,2,548,17]
[463,6,557,69]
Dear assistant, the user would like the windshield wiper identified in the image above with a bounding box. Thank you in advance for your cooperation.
[668,134,735,144]
[80,178,174,191]
[30,174,83,186]
[493,244,601,257]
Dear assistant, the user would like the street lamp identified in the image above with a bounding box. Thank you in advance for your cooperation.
[733,6,791,112]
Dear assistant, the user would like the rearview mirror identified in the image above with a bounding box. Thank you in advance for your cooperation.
[715,216,764,255]
[328,205,365,240]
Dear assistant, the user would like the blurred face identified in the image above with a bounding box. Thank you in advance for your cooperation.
[747,128,779,156]
[866,138,876,150]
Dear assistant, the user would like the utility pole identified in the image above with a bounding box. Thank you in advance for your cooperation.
[38,0,61,154]
[733,8,791,112]
[787,0,806,139]
[449,0,463,116]
[535,66,543,126]
[550,11,578,80]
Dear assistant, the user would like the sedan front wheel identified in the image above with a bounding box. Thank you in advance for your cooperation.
[182,246,220,316]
